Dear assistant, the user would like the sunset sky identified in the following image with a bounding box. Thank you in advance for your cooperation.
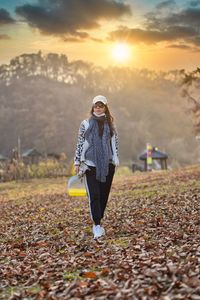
[0,0,200,70]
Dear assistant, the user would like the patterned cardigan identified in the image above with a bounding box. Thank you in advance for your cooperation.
[74,119,119,166]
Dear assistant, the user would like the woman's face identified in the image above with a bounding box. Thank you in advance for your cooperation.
[93,101,106,115]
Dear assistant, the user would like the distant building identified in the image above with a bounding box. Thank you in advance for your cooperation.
[0,154,8,162]
[22,148,43,164]
[139,147,168,171]
[47,152,61,161]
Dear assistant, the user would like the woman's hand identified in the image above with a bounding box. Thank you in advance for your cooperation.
[74,165,80,175]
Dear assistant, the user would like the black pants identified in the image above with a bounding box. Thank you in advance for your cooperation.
[85,164,115,225]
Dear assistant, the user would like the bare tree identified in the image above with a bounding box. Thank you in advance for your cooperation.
[181,68,200,133]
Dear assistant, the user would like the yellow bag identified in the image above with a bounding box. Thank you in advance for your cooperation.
[67,175,87,197]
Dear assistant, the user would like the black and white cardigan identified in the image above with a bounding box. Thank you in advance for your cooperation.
[74,119,119,166]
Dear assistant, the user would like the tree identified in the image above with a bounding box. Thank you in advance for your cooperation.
[181,68,200,133]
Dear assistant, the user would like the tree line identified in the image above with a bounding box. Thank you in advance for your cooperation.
[0,52,199,167]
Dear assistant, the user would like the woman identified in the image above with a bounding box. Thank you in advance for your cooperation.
[74,95,119,239]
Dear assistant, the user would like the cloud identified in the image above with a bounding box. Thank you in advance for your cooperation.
[144,7,200,31]
[155,0,176,10]
[190,35,200,46]
[109,26,163,44]
[108,3,200,49]
[109,25,197,44]
[0,8,15,25]
[167,43,200,52]
[189,0,200,7]
[167,44,193,49]
[15,0,131,40]
[62,31,90,42]
[62,35,102,43]
[165,8,200,28]
[0,34,11,40]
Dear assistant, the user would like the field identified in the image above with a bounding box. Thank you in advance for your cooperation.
[0,165,200,299]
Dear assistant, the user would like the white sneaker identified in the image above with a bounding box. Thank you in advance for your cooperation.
[93,225,105,239]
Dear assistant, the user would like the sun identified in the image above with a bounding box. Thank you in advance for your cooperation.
[111,43,130,63]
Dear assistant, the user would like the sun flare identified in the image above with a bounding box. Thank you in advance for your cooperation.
[111,43,130,63]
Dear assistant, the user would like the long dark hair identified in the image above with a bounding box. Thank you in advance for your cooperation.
[90,105,114,136]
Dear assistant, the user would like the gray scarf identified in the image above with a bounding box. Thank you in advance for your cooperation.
[85,114,112,182]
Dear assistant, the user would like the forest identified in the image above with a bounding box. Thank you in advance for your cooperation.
[0,51,199,167]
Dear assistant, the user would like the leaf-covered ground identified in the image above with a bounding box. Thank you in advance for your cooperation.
[0,165,200,299]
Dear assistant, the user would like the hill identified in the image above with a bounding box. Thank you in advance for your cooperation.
[0,165,200,299]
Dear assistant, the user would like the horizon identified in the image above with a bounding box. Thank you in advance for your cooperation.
[0,0,200,71]
[0,50,197,73]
